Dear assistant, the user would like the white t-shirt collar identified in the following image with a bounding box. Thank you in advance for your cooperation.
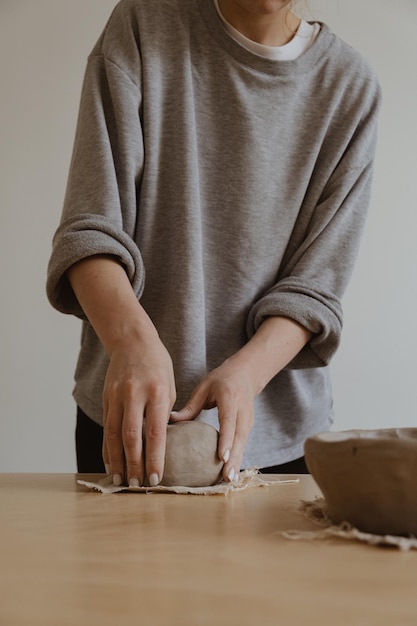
[213,0,320,61]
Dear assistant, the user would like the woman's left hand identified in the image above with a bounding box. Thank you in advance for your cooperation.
[170,356,256,482]
[170,316,313,481]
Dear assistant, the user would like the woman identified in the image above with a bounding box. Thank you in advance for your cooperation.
[47,0,381,487]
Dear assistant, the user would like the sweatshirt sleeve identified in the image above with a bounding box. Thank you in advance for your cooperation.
[46,5,144,319]
[247,79,381,369]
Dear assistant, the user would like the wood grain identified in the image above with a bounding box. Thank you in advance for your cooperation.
[1,473,416,625]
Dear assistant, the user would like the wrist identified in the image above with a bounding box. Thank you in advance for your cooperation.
[231,316,312,393]
[104,305,160,357]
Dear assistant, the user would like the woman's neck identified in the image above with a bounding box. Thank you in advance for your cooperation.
[217,0,301,47]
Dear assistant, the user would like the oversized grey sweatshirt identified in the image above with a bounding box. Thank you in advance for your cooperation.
[46,0,381,468]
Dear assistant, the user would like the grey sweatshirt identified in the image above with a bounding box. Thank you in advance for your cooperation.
[46,0,381,468]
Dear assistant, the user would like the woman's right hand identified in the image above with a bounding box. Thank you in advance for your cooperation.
[67,255,176,487]
[102,332,176,487]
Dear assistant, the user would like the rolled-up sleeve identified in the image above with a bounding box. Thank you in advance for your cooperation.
[46,15,144,320]
[247,153,378,369]
[46,213,145,319]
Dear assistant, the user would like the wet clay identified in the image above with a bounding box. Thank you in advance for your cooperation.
[304,428,417,537]
[154,421,223,488]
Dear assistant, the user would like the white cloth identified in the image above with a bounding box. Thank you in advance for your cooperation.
[78,469,297,495]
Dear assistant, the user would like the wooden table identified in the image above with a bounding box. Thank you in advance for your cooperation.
[1,474,416,625]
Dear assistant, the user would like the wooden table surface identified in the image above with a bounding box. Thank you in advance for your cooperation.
[1,473,416,626]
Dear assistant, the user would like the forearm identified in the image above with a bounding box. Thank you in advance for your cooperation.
[67,255,158,354]
[228,316,313,394]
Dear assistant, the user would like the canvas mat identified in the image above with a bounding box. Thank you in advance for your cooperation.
[283,497,417,551]
[78,468,298,495]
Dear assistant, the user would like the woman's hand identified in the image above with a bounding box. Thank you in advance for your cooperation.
[171,357,256,482]
[171,316,313,481]
[67,255,176,487]
[103,333,176,487]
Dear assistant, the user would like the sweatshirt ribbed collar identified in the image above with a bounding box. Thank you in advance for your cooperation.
[196,0,334,76]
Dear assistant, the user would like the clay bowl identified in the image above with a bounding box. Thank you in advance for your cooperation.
[304,428,417,537]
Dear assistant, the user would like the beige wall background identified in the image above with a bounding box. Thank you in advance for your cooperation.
[1,1,416,472]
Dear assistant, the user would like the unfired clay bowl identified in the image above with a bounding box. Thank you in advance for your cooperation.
[304,428,417,537]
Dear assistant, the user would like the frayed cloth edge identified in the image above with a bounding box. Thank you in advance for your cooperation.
[282,497,417,551]
[77,468,299,495]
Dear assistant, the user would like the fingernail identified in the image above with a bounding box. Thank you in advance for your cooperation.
[129,477,140,488]
[170,411,179,417]
[227,468,235,482]
[105,464,110,475]
[149,473,159,487]
[112,474,122,487]
[222,449,230,463]
[234,471,240,483]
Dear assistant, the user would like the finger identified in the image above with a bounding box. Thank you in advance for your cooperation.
[144,398,171,486]
[102,438,110,475]
[122,404,145,487]
[221,408,253,483]
[102,396,110,475]
[103,398,125,486]
[170,384,210,422]
[217,410,237,467]
[210,384,238,465]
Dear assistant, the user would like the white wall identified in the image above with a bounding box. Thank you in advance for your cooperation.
[1,1,416,472]
[308,1,417,430]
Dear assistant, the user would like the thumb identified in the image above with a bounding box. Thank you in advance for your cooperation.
[170,387,208,423]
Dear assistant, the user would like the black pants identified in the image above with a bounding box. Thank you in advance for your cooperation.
[76,407,105,473]
[75,407,309,474]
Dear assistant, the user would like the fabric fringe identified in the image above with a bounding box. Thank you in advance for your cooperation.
[77,468,298,495]
[282,497,417,551]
